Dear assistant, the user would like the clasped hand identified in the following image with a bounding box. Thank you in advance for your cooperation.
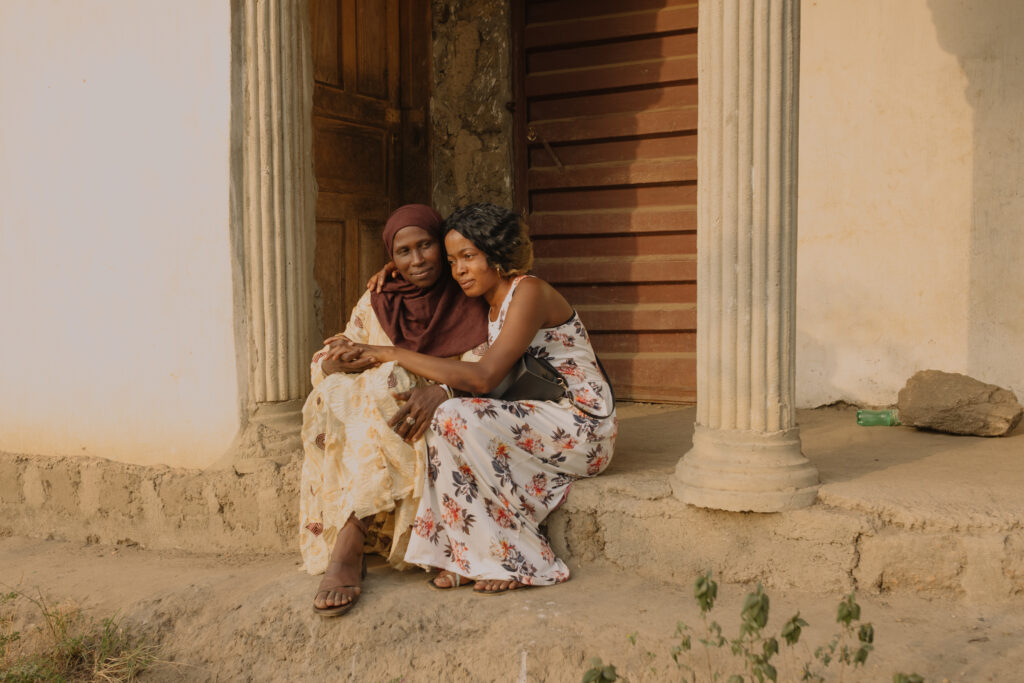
[321,335,439,442]
[320,334,376,374]
[322,335,394,368]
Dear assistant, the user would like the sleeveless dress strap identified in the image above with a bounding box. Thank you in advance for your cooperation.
[493,275,532,328]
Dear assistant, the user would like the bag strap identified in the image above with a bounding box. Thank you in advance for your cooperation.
[540,351,614,420]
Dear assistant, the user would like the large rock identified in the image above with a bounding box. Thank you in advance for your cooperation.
[897,370,1024,437]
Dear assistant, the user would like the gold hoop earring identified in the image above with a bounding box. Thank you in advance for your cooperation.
[495,264,506,277]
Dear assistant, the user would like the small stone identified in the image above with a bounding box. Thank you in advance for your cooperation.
[897,370,1024,437]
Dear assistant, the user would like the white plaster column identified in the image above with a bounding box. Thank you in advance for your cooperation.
[673,0,819,511]
[242,0,316,404]
[236,0,316,462]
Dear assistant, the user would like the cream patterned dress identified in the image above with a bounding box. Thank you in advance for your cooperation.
[300,290,484,575]
[404,276,618,585]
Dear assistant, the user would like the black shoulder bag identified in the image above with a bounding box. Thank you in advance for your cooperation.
[485,352,615,419]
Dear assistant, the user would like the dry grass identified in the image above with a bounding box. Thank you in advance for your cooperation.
[1,586,160,682]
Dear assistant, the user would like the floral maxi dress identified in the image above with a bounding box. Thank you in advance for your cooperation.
[404,275,618,585]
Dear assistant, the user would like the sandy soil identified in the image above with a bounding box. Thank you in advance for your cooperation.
[2,536,1022,682]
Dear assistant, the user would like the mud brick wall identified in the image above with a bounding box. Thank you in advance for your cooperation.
[430,0,514,215]
[0,452,300,554]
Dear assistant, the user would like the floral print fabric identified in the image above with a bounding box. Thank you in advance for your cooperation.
[404,276,617,585]
[299,290,484,575]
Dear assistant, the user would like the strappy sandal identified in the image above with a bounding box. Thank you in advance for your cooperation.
[313,516,369,618]
[427,570,475,591]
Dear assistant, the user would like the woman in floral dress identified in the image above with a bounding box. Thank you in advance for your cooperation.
[334,203,617,593]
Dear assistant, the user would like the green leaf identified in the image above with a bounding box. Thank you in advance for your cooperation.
[858,622,874,644]
[601,664,618,681]
[694,570,719,613]
[762,637,779,658]
[627,631,638,646]
[740,585,770,631]
[837,593,861,626]
[727,676,745,683]
[893,675,924,683]
[781,613,808,645]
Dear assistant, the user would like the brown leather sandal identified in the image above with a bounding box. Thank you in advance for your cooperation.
[313,515,369,617]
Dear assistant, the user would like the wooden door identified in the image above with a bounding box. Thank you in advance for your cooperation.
[512,0,698,403]
[310,0,432,337]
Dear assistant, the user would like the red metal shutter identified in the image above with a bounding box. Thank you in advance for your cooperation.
[513,0,698,402]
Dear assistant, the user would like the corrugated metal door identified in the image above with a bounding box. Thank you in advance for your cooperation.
[512,0,698,403]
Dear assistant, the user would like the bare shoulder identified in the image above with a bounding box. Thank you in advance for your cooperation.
[514,276,572,324]
[512,275,559,303]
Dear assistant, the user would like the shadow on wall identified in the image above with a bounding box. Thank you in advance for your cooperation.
[928,0,1024,397]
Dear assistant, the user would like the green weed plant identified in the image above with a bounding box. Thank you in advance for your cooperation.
[581,571,924,683]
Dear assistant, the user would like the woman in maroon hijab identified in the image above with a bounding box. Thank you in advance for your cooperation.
[300,204,487,617]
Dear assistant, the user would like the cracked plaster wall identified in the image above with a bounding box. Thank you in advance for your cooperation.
[429,0,514,215]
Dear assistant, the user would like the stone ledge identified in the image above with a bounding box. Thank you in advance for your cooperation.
[548,474,1024,603]
[4,404,1023,602]
[0,451,299,555]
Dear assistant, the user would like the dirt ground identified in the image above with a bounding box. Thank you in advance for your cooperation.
[2,535,1023,682]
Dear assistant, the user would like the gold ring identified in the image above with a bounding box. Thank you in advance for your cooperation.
[405,416,416,426]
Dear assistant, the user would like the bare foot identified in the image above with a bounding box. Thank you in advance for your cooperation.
[473,578,527,594]
[430,570,474,590]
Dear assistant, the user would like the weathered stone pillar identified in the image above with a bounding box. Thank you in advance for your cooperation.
[673,0,819,511]
[238,0,316,462]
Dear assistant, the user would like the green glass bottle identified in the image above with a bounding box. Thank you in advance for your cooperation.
[856,409,900,426]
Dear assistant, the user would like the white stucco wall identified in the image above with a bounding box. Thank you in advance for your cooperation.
[0,1,238,467]
[797,0,1024,407]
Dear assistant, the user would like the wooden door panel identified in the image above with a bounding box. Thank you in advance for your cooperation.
[355,0,389,98]
[533,233,696,258]
[527,33,697,73]
[526,0,694,23]
[526,3,697,48]
[514,0,698,402]
[313,121,388,195]
[310,0,341,85]
[311,0,428,337]
[556,282,695,305]
[529,209,696,236]
[529,83,697,120]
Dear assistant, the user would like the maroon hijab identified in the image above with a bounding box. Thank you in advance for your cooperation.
[370,204,488,357]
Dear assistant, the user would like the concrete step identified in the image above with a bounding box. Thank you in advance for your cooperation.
[548,404,1024,603]
[2,405,1021,602]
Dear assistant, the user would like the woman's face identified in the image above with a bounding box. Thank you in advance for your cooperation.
[445,229,500,298]
[392,225,442,289]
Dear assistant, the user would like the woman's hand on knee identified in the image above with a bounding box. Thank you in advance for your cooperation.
[390,385,448,442]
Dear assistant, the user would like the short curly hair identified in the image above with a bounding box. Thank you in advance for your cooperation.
[443,203,534,276]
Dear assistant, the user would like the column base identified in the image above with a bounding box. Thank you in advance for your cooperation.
[672,425,820,512]
[210,399,305,472]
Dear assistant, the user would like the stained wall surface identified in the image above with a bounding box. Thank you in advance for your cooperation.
[796,0,1024,407]
[429,0,515,215]
[0,1,238,467]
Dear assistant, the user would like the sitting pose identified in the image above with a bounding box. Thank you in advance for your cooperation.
[301,204,488,616]
[335,203,617,593]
